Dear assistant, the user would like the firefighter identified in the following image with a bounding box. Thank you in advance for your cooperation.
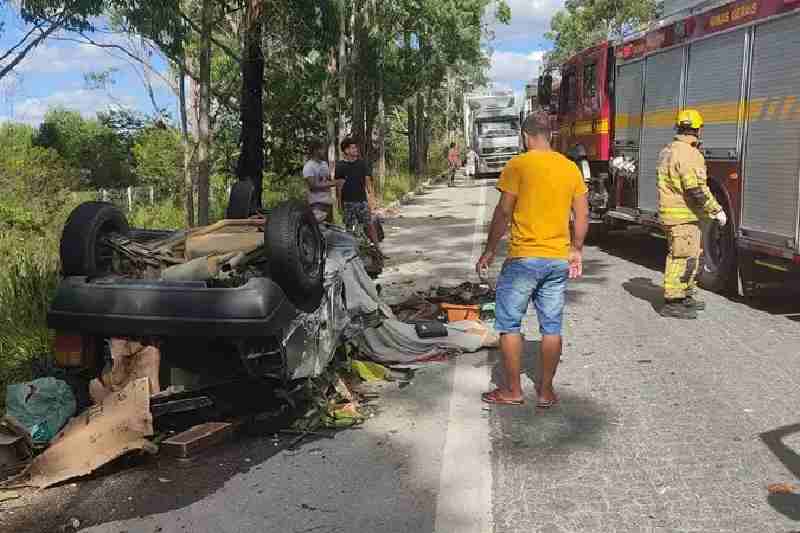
[657,109,727,319]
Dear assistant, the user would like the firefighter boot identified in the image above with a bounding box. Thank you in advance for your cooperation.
[684,294,706,311]
[659,299,698,319]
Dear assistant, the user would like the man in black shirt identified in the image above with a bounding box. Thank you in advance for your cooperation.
[335,137,380,247]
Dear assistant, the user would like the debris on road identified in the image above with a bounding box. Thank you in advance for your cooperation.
[0,417,33,480]
[24,378,156,489]
[5,377,76,445]
[440,303,480,322]
[351,361,390,382]
[768,482,798,494]
[0,488,20,502]
[161,422,234,459]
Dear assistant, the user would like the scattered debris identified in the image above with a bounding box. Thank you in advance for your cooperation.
[61,517,81,533]
[90,339,161,404]
[25,378,156,489]
[151,396,214,418]
[768,482,798,494]
[0,417,33,481]
[351,361,390,382]
[161,422,234,459]
[0,489,20,502]
[5,377,76,445]
[440,303,480,322]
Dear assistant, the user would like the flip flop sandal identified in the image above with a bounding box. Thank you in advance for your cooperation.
[536,398,559,409]
[481,389,524,406]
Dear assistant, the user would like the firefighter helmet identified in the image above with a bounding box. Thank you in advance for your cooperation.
[676,109,704,130]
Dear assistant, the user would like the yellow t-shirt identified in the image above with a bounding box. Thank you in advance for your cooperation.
[497,150,588,259]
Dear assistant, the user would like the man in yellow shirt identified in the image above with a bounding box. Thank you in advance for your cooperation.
[476,114,589,408]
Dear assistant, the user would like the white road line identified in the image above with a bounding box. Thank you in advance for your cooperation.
[433,353,493,533]
[435,182,493,533]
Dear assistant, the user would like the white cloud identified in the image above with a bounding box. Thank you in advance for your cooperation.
[489,50,546,87]
[486,0,564,47]
[2,89,138,125]
[11,39,127,76]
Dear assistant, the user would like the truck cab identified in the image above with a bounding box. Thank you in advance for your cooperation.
[464,91,523,179]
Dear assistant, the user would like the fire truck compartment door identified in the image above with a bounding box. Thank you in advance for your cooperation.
[614,60,644,149]
[685,29,745,159]
[742,13,800,250]
[639,48,684,213]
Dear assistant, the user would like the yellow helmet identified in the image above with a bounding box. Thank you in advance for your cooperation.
[676,109,704,129]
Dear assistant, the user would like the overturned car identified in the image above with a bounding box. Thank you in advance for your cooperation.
[47,199,380,388]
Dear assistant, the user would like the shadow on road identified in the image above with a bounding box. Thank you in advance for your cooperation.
[622,276,663,313]
[598,230,667,273]
[483,342,613,469]
[760,423,800,520]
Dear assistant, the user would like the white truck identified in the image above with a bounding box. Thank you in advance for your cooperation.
[463,91,522,179]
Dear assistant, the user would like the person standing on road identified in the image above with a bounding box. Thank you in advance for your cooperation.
[335,137,381,248]
[447,142,460,186]
[303,139,337,223]
[466,147,477,177]
[476,115,589,408]
[657,110,727,320]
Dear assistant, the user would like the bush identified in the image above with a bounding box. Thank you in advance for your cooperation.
[0,232,61,409]
[129,201,186,230]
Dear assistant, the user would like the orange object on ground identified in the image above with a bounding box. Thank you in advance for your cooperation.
[440,303,480,322]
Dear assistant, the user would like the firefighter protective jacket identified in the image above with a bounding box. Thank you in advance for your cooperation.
[657,134,723,226]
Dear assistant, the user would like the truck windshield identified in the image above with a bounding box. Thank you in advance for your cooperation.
[477,121,519,137]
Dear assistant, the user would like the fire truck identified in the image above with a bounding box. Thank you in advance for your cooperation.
[537,0,800,296]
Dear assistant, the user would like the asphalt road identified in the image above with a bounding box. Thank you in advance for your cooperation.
[5,172,800,532]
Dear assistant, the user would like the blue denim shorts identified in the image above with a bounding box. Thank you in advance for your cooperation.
[494,258,570,336]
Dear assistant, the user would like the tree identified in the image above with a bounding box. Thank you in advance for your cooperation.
[235,0,266,208]
[545,0,658,65]
[132,126,183,195]
[33,108,135,189]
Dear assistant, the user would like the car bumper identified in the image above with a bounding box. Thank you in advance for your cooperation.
[47,277,298,338]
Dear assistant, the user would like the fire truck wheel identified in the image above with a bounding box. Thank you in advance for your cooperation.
[698,197,736,293]
[60,201,130,277]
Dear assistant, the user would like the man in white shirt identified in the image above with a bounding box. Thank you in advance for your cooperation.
[303,139,337,222]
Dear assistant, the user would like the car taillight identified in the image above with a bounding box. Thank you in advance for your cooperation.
[53,334,95,368]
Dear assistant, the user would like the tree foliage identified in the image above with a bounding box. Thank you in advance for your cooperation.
[545,0,658,65]
[33,108,135,189]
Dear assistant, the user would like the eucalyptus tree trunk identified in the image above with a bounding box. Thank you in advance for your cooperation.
[179,63,194,227]
[337,0,347,155]
[196,0,212,225]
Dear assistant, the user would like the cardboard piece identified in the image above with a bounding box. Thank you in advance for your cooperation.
[26,378,156,489]
[90,339,161,404]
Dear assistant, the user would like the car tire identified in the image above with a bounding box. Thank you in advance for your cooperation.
[60,201,130,276]
[226,180,255,219]
[265,201,325,312]
[698,194,735,293]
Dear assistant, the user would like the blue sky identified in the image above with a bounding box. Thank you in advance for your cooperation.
[0,1,561,125]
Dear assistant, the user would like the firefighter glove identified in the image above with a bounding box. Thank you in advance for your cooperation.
[713,210,727,227]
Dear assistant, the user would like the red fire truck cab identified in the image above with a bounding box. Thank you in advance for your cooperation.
[538,0,800,296]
